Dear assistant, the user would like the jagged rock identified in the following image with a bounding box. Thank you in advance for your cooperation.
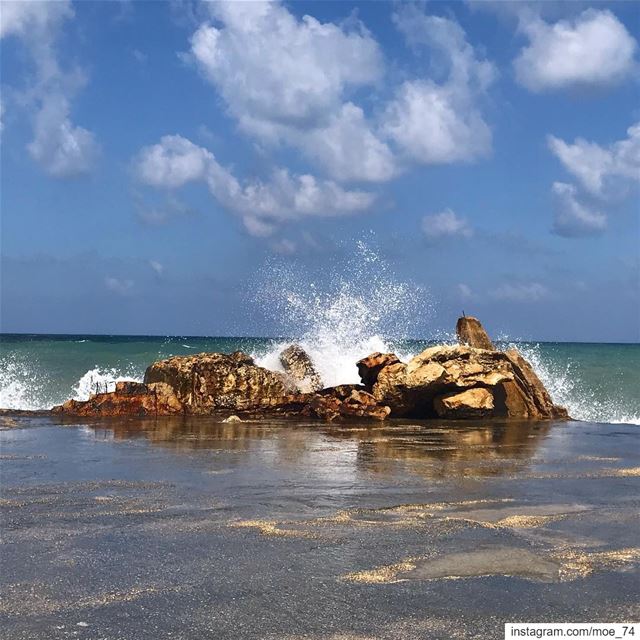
[434,388,494,419]
[370,345,513,417]
[498,349,569,420]
[365,342,567,420]
[279,344,323,393]
[356,352,401,387]
[52,382,183,417]
[143,351,294,414]
[235,385,390,422]
[456,316,495,350]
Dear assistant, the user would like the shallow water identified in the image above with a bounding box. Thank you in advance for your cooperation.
[1,416,639,639]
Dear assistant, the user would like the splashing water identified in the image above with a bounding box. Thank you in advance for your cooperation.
[252,241,432,386]
[71,367,143,400]
[511,342,640,425]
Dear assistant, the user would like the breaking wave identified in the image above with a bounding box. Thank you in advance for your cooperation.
[252,240,431,387]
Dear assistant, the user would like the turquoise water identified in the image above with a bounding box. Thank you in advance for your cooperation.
[1,334,638,424]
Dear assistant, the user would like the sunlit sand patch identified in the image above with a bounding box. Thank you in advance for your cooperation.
[495,514,563,528]
[343,560,417,584]
[232,519,318,539]
[555,547,640,580]
[611,467,640,477]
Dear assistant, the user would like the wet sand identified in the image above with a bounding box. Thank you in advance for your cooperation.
[1,417,639,639]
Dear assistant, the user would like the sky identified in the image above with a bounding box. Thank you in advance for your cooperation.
[1,0,639,342]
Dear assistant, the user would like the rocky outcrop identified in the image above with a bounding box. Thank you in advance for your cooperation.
[355,317,568,420]
[434,388,494,419]
[51,317,567,423]
[143,351,294,414]
[456,316,495,350]
[52,381,183,417]
[279,344,323,393]
[357,352,401,387]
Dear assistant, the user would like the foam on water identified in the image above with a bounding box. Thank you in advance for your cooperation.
[512,343,640,426]
[252,241,430,387]
[71,367,143,400]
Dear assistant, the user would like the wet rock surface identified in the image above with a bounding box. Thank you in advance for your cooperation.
[279,344,323,393]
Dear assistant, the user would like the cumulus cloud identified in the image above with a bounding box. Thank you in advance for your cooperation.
[490,282,549,302]
[297,103,397,183]
[422,209,473,240]
[190,1,382,135]
[548,123,640,197]
[382,6,495,164]
[184,1,394,183]
[0,0,99,176]
[514,9,638,92]
[134,135,375,235]
[148,260,164,277]
[551,182,606,238]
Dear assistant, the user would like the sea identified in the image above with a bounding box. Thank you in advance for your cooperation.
[1,333,638,424]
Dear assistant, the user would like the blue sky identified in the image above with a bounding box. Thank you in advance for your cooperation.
[1,0,639,341]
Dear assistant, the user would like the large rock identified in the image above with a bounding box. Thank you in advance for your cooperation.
[361,342,567,420]
[52,381,183,417]
[143,351,294,414]
[356,352,401,387]
[279,344,323,393]
[434,388,494,419]
[368,345,514,417]
[456,316,495,350]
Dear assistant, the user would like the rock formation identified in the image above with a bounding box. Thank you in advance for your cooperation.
[279,344,323,393]
[52,381,183,417]
[143,351,294,413]
[456,315,495,350]
[52,317,568,423]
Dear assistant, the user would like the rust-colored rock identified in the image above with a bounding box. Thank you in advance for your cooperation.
[456,316,495,350]
[434,388,494,419]
[357,352,401,388]
[143,351,294,414]
[52,382,183,417]
[279,344,323,393]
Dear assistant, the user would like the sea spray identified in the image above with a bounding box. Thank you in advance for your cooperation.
[251,241,432,387]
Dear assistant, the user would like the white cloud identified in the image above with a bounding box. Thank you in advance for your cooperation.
[382,7,495,164]
[490,282,549,302]
[104,277,134,296]
[190,1,382,138]
[297,103,396,183]
[134,135,376,235]
[422,209,473,240]
[548,123,640,197]
[551,182,606,238]
[27,94,98,178]
[514,9,638,92]
[0,0,99,177]
[148,260,164,277]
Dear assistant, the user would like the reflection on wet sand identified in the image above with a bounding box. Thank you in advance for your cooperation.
[93,416,553,479]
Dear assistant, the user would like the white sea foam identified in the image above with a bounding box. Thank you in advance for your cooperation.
[252,240,430,387]
[71,367,143,401]
[511,343,640,426]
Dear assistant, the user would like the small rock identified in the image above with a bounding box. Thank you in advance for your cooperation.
[279,344,323,393]
[456,316,495,350]
[223,415,243,423]
[434,388,494,418]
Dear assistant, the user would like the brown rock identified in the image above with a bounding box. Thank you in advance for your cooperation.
[456,316,495,350]
[52,381,183,417]
[144,351,294,414]
[356,352,401,388]
[434,388,494,419]
[495,349,569,419]
[279,344,323,393]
